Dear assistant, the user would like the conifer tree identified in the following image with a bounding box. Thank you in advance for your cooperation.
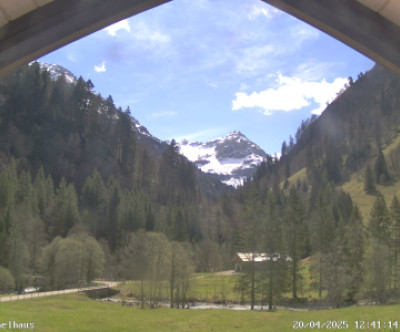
[158,140,180,204]
[0,159,19,268]
[246,183,263,309]
[115,107,136,175]
[343,205,364,301]
[367,195,391,301]
[107,180,121,252]
[364,165,376,194]
[25,215,47,280]
[309,191,335,298]
[171,209,188,242]
[8,211,29,291]
[324,218,346,307]
[52,179,81,237]
[263,191,288,310]
[390,195,400,288]
[368,195,390,242]
[145,202,155,232]
[81,169,107,210]
[325,146,343,183]
[138,149,153,194]
[105,95,116,120]
[284,187,307,299]
[374,148,390,184]
[81,169,107,236]
[34,166,55,220]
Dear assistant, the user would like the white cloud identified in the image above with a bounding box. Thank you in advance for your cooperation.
[232,74,348,115]
[105,19,131,37]
[150,111,178,119]
[94,61,106,73]
[131,20,170,45]
[248,5,272,20]
[291,25,319,44]
[124,19,171,58]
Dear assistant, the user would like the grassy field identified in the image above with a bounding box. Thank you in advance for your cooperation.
[187,272,238,301]
[339,133,400,219]
[0,294,399,331]
[117,272,240,303]
[286,163,400,220]
[340,165,400,219]
[117,266,332,304]
[283,167,308,189]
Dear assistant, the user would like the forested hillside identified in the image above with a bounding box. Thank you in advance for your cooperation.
[0,62,399,310]
[230,64,400,307]
[0,63,234,296]
[252,65,400,187]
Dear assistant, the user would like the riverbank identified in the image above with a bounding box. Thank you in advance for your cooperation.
[1,293,399,332]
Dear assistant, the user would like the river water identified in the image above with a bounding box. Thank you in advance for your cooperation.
[99,297,308,311]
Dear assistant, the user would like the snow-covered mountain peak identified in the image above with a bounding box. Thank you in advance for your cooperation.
[178,132,268,188]
[28,61,267,189]
[31,61,77,84]
[225,130,246,140]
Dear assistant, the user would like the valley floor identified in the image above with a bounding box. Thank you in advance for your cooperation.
[0,294,399,332]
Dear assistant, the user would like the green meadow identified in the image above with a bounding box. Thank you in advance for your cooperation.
[117,272,239,303]
[0,294,399,331]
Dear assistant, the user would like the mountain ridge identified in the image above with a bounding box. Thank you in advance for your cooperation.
[34,61,268,188]
[33,62,77,84]
[178,131,268,187]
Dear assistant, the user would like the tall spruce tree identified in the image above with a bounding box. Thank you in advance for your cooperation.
[364,165,376,194]
[390,195,400,288]
[107,180,121,252]
[263,191,288,310]
[374,148,390,184]
[368,195,391,242]
[324,218,346,307]
[284,186,307,299]
[367,195,392,302]
[52,179,81,237]
[309,190,335,298]
[343,205,364,301]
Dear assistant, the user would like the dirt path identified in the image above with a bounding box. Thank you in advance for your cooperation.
[0,281,119,303]
[214,270,235,276]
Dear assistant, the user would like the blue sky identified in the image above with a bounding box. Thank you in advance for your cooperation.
[39,0,374,155]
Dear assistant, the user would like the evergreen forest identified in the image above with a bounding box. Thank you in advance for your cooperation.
[0,62,400,309]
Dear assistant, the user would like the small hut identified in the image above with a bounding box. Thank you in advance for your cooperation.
[232,252,291,272]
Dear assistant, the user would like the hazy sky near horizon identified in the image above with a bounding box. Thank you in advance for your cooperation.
[39,0,375,155]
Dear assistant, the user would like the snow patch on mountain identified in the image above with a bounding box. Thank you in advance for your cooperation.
[32,61,77,84]
[32,61,264,190]
[130,116,152,137]
[178,131,268,187]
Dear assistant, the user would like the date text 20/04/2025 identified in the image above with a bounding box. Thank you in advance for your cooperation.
[293,320,399,329]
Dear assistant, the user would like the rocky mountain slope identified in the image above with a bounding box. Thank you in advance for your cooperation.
[34,62,77,84]
[34,62,268,188]
[35,61,168,157]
